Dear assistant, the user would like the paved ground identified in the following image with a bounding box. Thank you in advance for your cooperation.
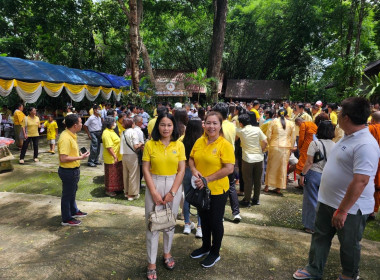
[0,132,379,279]
[0,192,380,280]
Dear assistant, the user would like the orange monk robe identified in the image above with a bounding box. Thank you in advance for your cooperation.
[296,121,317,174]
[369,124,380,213]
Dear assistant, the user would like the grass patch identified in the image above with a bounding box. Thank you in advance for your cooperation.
[1,169,379,242]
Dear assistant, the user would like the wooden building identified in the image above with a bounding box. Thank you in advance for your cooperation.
[225,79,289,100]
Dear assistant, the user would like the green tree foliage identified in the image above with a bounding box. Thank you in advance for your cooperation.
[0,0,379,104]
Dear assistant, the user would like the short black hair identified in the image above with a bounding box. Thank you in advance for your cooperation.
[328,103,338,110]
[212,102,228,119]
[156,106,168,116]
[265,110,274,118]
[151,113,180,141]
[341,97,370,125]
[65,114,80,128]
[253,100,260,106]
[316,121,335,140]
[93,104,100,110]
[238,114,251,126]
[297,103,304,109]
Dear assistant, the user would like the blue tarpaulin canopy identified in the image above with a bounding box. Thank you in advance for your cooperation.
[0,56,132,102]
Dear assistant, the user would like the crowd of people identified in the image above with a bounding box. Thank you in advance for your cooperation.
[1,96,380,280]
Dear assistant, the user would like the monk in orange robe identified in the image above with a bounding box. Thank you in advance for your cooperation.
[295,118,317,175]
[369,111,380,219]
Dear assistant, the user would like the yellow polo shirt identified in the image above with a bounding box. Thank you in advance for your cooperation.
[250,108,260,120]
[117,121,125,136]
[102,128,122,164]
[147,116,158,136]
[58,129,80,168]
[330,111,338,126]
[286,106,293,119]
[190,135,235,195]
[44,120,58,140]
[222,120,236,150]
[13,110,25,125]
[22,116,40,137]
[142,139,186,175]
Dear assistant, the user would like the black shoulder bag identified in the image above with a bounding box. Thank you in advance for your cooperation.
[185,176,211,210]
[313,140,327,163]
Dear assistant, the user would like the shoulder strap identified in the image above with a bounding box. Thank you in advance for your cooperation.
[319,140,327,161]
[123,130,137,154]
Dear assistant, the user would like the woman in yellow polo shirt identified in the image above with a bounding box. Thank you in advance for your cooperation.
[142,113,185,280]
[188,111,235,268]
[19,107,41,164]
[102,117,123,197]
[327,103,338,126]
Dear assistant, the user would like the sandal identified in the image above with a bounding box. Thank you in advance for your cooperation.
[263,186,269,193]
[146,269,157,280]
[163,256,175,270]
[293,269,320,279]
[303,228,314,234]
[337,275,356,280]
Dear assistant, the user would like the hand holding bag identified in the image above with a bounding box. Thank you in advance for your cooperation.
[148,204,176,232]
[185,176,211,210]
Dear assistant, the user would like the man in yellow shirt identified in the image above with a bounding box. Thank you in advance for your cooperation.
[147,106,167,138]
[13,103,25,149]
[213,103,241,222]
[44,115,59,154]
[284,100,293,119]
[250,100,261,122]
[328,103,338,126]
[58,114,90,226]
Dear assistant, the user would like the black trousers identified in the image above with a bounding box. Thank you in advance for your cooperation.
[198,191,228,256]
[20,136,38,160]
[228,173,240,215]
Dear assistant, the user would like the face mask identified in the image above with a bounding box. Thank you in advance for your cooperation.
[112,124,116,129]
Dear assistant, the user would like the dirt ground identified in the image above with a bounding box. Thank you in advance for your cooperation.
[0,132,379,279]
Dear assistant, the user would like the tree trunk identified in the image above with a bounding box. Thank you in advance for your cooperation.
[129,0,139,93]
[354,0,366,56]
[117,0,155,88]
[345,0,358,57]
[207,0,228,102]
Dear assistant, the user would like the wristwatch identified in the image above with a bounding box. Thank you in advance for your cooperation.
[300,172,306,177]
[169,191,176,197]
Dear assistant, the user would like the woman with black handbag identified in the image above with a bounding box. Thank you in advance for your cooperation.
[182,117,204,237]
[299,121,335,234]
[142,113,186,280]
[188,111,235,268]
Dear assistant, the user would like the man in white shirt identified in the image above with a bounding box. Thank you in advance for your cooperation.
[236,114,267,206]
[293,97,380,280]
[83,105,103,167]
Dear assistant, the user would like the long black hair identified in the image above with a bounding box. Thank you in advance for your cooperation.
[277,108,287,129]
[173,108,188,136]
[151,113,180,141]
[183,117,203,160]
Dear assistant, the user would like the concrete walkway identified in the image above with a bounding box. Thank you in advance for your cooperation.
[0,192,379,280]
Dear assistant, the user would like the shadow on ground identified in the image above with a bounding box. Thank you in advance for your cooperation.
[0,193,379,280]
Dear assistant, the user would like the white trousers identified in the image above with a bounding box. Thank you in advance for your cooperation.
[145,174,182,264]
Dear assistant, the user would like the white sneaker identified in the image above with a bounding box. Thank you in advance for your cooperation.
[33,158,39,162]
[195,226,202,238]
[233,214,242,223]
[183,222,195,234]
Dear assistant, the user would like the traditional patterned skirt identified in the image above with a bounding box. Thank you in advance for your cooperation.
[104,161,123,193]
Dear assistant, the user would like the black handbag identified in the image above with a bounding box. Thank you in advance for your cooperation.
[185,176,211,210]
[313,140,327,163]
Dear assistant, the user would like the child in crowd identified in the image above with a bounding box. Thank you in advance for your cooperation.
[44,115,58,154]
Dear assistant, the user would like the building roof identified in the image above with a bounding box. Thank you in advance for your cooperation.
[225,79,289,100]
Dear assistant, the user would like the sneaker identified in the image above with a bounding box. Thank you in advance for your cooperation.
[61,218,81,226]
[195,226,202,238]
[73,211,87,218]
[239,199,251,207]
[233,214,242,223]
[190,247,210,259]
[183,222,195,234]
[19,159,24,164]
[201,254,221,268]
[127,194,140,201]
[33,158,39,162]
[95,161,102,165]
[87,163,97,167]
